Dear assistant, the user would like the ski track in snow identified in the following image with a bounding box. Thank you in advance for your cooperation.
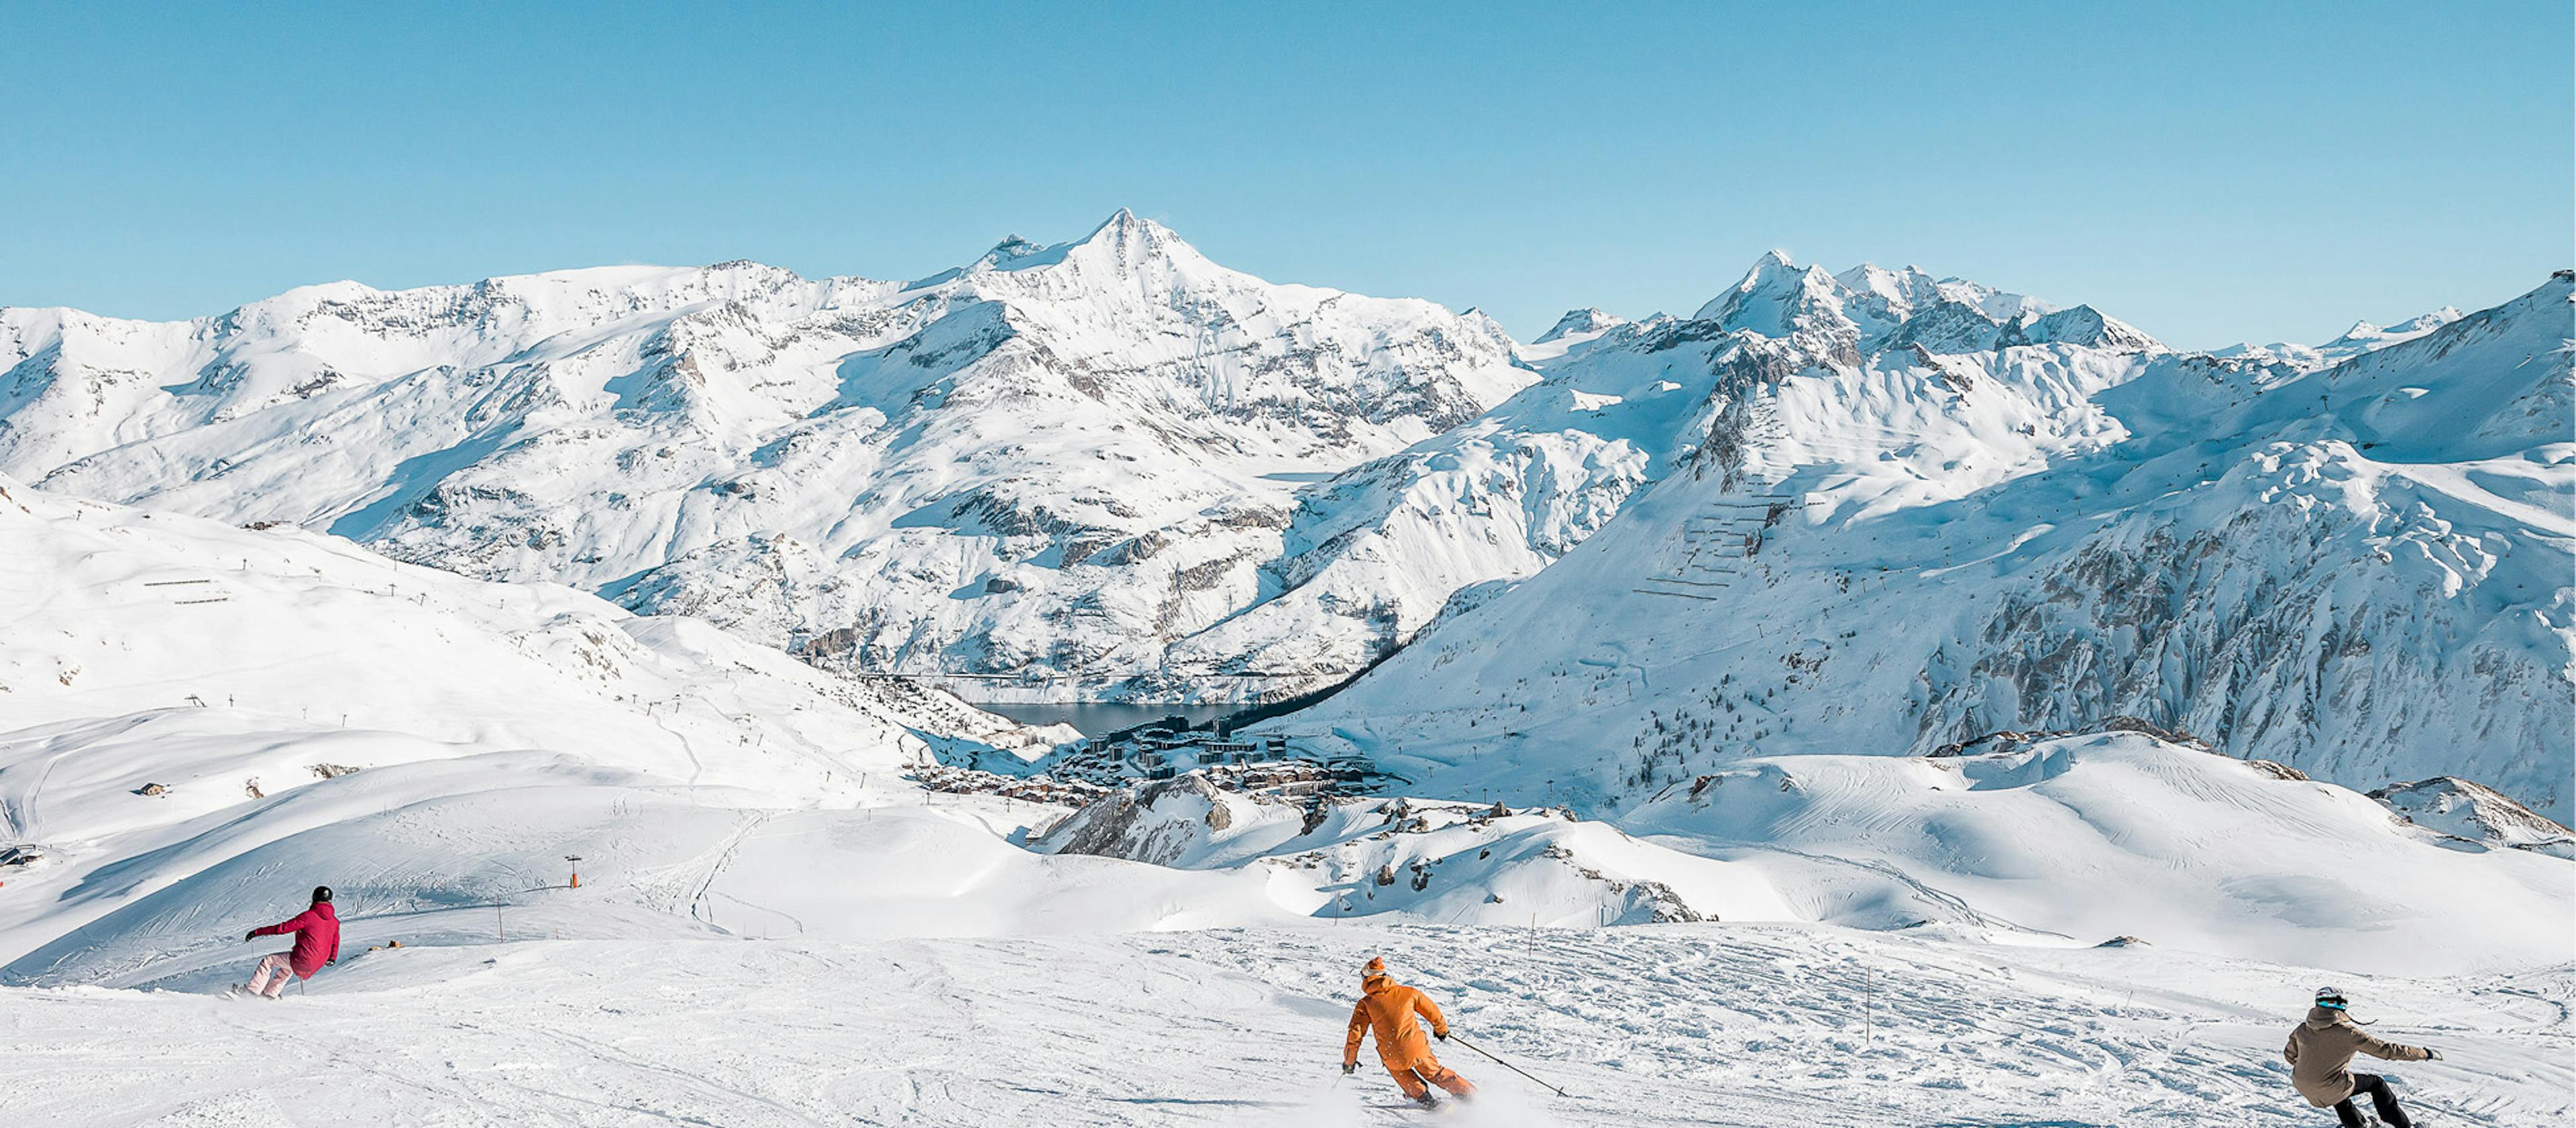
[1,923,2564,1128]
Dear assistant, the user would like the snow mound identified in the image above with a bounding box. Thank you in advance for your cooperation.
[2371,777,2576,858]
[1040,780,1799,927]
[1026,732,2571,974]
[1619,733,2571,974]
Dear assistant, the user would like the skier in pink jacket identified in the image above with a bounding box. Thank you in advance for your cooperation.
[234,886,340,999]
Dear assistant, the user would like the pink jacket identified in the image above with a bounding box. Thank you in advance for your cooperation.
[250,901,340,978]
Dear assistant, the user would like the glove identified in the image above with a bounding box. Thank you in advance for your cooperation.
[2428,1048,2443,1061]
[1434,1031,1448,1041]
[1341,1063,1356,1075]
[243,930,256,942]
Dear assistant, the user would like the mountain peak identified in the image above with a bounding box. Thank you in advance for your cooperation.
[1727,249,1808,290]
[1833,263,1937,302]
[1073,207,1175,249]
[915,211,1194,288]
[2009,303,2162,353]
[1534,307,1628,344]
[2322,305,2469,353]
[1693,251,1840,332]
[967,208,1201,282]
[1055,208,1173,274]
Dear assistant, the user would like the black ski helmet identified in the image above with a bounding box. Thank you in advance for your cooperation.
[313,885,333,903]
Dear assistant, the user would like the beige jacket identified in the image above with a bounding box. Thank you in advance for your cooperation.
[2284,1006,2431,1107]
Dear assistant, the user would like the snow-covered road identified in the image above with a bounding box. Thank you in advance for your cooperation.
[4,923,2563,1127]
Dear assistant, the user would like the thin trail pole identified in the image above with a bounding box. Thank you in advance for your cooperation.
[1444,1032,1572,1098]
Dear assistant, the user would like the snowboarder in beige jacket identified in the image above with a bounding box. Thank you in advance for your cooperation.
[2284,987,2438,1127]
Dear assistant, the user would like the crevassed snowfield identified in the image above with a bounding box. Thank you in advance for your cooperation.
[1,223,2569,1126]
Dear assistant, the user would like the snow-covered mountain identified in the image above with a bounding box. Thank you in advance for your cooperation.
[6,220,2567,817]
[1179,256,2174,688]
[0,211,1531,702]
[2214,306,2467,369]
[1519,306,1631,363]
[1273,268,2575,820]
[1533,307,1627,345]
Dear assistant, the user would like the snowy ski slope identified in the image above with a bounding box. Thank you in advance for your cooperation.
[2,924,2565,1127]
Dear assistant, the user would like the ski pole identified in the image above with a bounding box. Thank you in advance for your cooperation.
[1444,1032,1572,1098]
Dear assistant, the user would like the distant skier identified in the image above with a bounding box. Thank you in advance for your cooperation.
[2284,986,2440,1127]
[1342,956,1476,1108]
[232,885,340,999]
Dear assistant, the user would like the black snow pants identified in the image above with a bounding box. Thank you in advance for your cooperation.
[2332,1072,2412,1128]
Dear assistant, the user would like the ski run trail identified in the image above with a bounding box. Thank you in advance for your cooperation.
[3,918,2567,1128]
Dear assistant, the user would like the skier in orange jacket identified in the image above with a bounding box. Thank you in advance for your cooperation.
[1343,956,1477,1107]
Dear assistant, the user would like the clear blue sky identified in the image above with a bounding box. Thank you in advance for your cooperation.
[3,1,2565,347]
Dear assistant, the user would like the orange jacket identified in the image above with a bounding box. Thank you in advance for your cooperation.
[1345,978,1448,1069]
